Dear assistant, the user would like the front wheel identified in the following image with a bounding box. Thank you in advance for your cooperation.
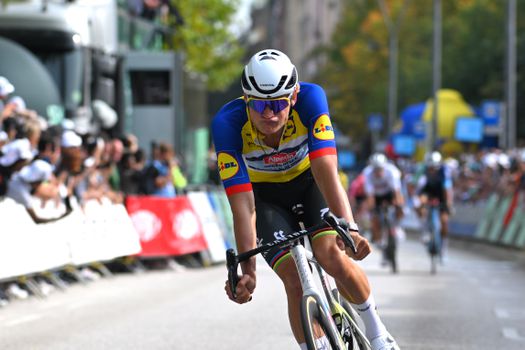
[384,230,397,274]
[331,290,372,350]
[301,294,344,350]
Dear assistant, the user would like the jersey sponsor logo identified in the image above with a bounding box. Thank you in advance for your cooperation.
[313,114,334,140]
[274,230,286,241]
[264,150,297,165]
[217,152,239,180]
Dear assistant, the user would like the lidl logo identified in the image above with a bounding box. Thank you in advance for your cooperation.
[218,152,239,180]
[313,114,335,140]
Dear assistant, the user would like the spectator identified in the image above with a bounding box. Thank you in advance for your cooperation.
[6,159,71,224]
[170,149,187,194]
[206,145,221,185]
[0,76,15,115]
[1,95,38,122]
[149,141,176,197]
[0,138,35,178]
[119,149,145,195]
[0,130,7,148]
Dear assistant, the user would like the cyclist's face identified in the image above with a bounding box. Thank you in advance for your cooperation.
[373,167,384,177]
[246,91,297,138]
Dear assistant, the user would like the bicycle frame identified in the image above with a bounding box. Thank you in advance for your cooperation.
[426,202,442,274]
[226,210,370,349]
[290,243,339,330]
[377,203,398,273]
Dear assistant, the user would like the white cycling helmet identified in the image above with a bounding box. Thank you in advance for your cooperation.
[424,151,442,167]
[241,49,298,99]
[369,153,388,169]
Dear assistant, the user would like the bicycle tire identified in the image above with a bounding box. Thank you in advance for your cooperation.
[340,299,372,350]
[428,207,441,274]
[385,231,397,274]
[301,294,344,350]
[330,290,371,350]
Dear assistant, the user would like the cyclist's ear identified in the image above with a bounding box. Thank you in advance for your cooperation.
[290,84,300,106]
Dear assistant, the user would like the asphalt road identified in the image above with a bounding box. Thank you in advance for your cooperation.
[1,235,524,350]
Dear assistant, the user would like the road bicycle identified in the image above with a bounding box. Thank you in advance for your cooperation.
[226,208,371,350]
[424,199,442,274]
[377,204,398,274]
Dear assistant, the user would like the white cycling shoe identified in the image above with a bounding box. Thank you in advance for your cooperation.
[370,332,400,350]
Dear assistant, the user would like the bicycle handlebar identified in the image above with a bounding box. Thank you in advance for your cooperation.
[226,210,359,299]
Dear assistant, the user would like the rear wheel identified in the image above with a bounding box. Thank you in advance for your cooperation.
[301,294,344,350]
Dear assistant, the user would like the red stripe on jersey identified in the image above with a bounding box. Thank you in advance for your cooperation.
[225,183,253,196]
[309,147,337,160]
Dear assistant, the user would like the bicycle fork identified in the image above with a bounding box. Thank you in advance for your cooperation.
[291,245,341,343]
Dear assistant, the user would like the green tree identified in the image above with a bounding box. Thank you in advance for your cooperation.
[172,0,244,91]
[316,0,525,142]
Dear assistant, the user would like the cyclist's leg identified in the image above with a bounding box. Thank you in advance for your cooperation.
[302,182,396,346]
[368,196,382,243]
[439,204,450,259]
[254,199,314,345]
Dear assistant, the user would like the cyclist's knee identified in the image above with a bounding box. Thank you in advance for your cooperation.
[275,259,302,297]
[316,244,351,279]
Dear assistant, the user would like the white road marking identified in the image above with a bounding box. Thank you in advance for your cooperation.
[502,328,525,341]
[480,288,518,297]
[495,307,525,320]
[67,301,91,310]
[401,343,466,349]
[4,314,43,327]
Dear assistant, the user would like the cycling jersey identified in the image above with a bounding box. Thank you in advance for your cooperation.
[363,162,402,197]
[211,82,336,196]
[417,165,452,199]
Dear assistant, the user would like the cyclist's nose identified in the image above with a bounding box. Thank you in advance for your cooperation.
[261,106,274,118]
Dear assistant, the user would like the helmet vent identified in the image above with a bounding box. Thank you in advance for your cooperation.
[285,68,297,89]
[241,69,251,91]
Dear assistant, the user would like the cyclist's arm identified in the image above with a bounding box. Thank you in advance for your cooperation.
[311,155,371,260]
[227,191,257,277]
[443,167,454,209]
[390,167,405,207]
[224,190,257,303]
[362,169,375,210]
[310,154,354,222]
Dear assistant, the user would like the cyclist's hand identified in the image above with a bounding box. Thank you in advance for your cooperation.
[225,273,255,304]
[339,233,371,261]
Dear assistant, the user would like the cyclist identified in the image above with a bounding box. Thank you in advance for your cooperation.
[212,49,400,350]
[348,173,368,228]
[415,151,453,261]
[362,153,405,245]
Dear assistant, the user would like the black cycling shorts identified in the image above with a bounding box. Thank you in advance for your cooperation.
[252,169,336,271]
[373,191,394,214]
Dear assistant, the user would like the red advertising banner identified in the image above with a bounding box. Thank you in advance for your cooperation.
[125,196,208,257]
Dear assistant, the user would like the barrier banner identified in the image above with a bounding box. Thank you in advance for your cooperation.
[0,198,141,280]
[187,191,227,264]
[126,196,208,257]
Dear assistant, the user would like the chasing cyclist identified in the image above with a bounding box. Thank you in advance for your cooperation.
[415,151,454,262]
[362,153,405,245]
[212,49,400,350]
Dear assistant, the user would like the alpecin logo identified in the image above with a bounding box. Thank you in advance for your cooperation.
[313,114,335,140]
[264,151,297,165]
[217,152,239,180]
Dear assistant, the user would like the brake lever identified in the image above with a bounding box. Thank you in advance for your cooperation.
[322,211,358,255]
[226,248,239,299]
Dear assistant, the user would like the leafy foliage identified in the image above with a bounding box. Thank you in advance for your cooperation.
[315,0,525,140]
[171,0,244,91]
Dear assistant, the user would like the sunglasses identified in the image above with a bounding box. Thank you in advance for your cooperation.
[246,97,291,114]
